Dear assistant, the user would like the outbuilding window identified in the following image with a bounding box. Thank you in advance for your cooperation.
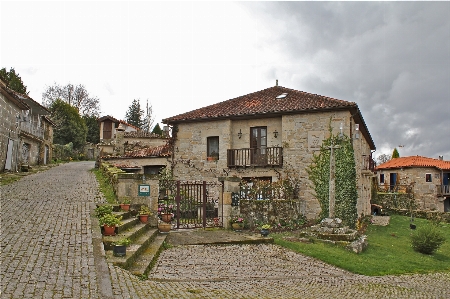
[380,173,385,184]
[426,173,432,182]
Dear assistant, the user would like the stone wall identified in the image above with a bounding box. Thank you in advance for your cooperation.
[0,90,21,172]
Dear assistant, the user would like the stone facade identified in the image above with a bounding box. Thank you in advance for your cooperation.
[171,110,375,221]
[0,84,23,171]
[377,166,449,212]
[0,80,53,172]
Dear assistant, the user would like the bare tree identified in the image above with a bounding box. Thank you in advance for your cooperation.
[42,83,100,116]
[377,154,391,165]
[142,99,155,133]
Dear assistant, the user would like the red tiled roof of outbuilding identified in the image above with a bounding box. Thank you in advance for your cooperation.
[122,143,171,158]
[376,156,450,171]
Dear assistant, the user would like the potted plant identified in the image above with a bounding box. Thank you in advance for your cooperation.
[207,151,219,161]
[99,214,122,236]
[119,198,131,211]
[95,205,113,218]
[158,221,172,233]
[260,224,271,237]
[113,238,131,257]
[158,197,174,223]
[230,216,245,231]
[138,205,152,223]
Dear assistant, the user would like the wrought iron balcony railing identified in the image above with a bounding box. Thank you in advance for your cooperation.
[362,155,375,172]
[227,147,283,167]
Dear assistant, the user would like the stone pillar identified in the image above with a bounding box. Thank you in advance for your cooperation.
[218,176,241,229]
[114,130,125,156]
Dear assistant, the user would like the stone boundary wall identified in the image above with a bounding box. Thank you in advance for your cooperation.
[239,199,306,226]
[386,208,450,223]
[373,193,415,210]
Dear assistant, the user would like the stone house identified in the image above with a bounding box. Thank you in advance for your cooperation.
[0,79,54,172]
[376,156,450,212]
[162,84,376,220]
[98,115,171,175]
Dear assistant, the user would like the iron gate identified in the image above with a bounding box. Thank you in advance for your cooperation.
[167,181,223,229]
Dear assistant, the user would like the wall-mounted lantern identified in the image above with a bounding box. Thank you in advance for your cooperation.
[238,129,242,139]
[273,130,278,138]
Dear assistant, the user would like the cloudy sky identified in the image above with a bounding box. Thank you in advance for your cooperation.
[1,1,449,160]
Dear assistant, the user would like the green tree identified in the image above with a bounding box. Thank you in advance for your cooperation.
[152,123,163,136]
[307,128,358,228]
[125,99,144,129]
[83,114,100,144]
[42,83,100,116]
[50,99,87,150]
[392,148,400,159]
[0,67,28,94]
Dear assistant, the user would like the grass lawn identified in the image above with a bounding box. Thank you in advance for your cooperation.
[90,168,117,204]
[273,214,450,276]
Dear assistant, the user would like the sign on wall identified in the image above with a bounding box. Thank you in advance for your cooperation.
[138,184,150,196]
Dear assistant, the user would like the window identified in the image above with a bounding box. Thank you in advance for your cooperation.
[426,173,432,182]
[380,173,385,184]
[144,165,164,175]
[207,136,219,159]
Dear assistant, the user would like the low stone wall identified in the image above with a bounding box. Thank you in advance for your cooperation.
[386,208,450,223]
[99,162,159,213]
[373,193,415,210]
[239,199,305,226]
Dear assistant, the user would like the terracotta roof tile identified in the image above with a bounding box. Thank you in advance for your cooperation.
[123,143,171,158]
[162,86,356,123]
[376,156,450,171]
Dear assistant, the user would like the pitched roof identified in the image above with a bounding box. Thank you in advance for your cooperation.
[376,156,450,171]
[101,143,171,159]
[98,115,140,131]
[163,86,357,123]
[162,85,375,150]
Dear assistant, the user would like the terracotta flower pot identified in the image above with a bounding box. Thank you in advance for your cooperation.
[103,225,116,236]
[161,213,172,223]
[119,204,130,211]
[158,222,171,233]
[139,214,149,223]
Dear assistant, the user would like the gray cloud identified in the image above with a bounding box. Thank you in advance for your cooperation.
[243,1,450,159]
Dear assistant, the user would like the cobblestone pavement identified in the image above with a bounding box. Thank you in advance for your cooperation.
[1,162,449,299]
[110,244,450,299]
[0,162,106,299]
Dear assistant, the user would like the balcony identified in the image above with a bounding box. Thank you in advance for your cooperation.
[19,121,44,140]
[437,185,450,196]
[227,147,283,167]
[361,155,375,174]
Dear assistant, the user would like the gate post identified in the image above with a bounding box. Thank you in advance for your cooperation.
[219,176,241,229]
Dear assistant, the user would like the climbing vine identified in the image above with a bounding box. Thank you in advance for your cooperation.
[307,126,358,228]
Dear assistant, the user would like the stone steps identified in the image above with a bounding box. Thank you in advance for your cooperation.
[101,205,168,278]
[127,234,168,277]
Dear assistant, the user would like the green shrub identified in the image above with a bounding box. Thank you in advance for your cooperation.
[95,205,113,218]
[411,225,446,254]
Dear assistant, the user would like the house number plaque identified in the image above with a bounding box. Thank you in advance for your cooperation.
[138,184,150,196]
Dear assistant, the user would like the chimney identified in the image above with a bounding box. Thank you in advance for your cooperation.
[438,155,443,160]
[276,79,278,86]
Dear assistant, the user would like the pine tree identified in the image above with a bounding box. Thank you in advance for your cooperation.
[392,148,400,159]
[125,99,144,129]
[0,67,28,94]
[152,123,163,136]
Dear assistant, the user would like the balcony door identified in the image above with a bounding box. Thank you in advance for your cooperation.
[250,127,267,165]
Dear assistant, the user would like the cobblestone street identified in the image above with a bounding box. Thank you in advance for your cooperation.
[1,162,449,298]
